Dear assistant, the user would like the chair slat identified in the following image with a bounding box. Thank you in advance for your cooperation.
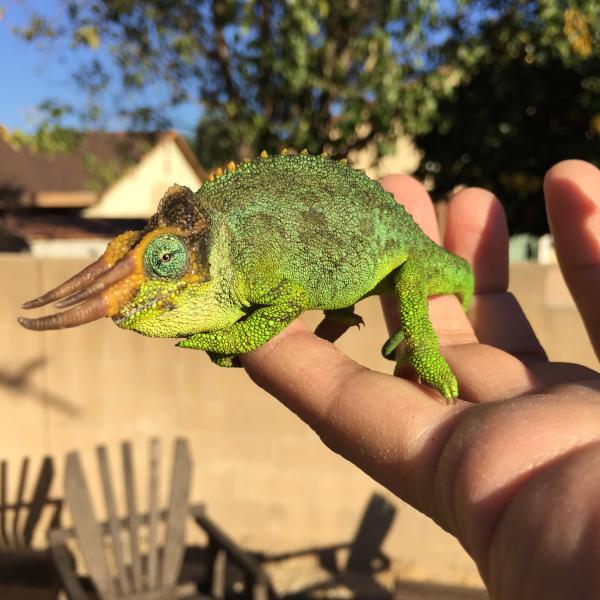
[22,456,54,546]
[97,444,131,595]
[122,441,143,591]
[147,438,161,590]
[161,438,192,587]
[65,451,117,598]
[0,461,8,547]
[12,457,29,546]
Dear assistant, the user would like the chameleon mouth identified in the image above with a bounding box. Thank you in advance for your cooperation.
[18,254,138,331]
[113,287,182,327]
[112,296,160,326]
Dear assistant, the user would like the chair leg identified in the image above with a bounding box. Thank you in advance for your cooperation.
[211,549,227,600]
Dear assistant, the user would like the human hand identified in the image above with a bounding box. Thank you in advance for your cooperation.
[240,160,600,599]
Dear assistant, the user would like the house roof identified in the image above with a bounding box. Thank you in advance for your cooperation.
[0,131,204,209]
[3,212,147,241]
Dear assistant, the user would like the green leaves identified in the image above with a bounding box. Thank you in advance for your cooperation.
[73,25,100,49]
[413,0,600,233]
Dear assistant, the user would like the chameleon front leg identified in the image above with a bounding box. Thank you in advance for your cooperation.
[393,262,458,401]
[207,352,241,368]
[177,282,309,357]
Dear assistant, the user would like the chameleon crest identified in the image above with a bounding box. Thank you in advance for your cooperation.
[19,151,473,401]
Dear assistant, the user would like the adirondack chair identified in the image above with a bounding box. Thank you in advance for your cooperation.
[0,456,62,598]
[50,438,274,600]
[49,438,203,600]
[256,493,397,598]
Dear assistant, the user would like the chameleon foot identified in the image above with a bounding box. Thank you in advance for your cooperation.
[402,348,458,402]
[207,352,242,368]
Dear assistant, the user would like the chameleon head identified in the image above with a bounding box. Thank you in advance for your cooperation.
[18,185,212,338]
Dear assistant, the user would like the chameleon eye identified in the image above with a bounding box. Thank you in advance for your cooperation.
[143,235,189,280]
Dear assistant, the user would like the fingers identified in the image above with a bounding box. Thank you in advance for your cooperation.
[544,160,600,359]
[441,344,541,403]
[240,319,464,511]
[445,188,546,363]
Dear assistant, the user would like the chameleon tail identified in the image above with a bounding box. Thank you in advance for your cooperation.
[423,247,474,311]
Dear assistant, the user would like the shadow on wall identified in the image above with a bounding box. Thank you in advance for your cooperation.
[0,357,81,418]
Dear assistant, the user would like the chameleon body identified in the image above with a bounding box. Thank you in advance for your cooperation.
[19,152,473,401]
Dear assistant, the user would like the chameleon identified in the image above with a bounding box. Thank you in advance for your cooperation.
[18,150,473,401]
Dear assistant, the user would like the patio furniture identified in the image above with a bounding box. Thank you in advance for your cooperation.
[49,438,203,600]
[0,455,62,599]
[50,438,274,600]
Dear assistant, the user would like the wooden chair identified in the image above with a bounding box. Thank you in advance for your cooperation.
[0,456,62,598]
[50,438,273,600]
[49,438,202,600]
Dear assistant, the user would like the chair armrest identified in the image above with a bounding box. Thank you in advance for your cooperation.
[190,505,271,585]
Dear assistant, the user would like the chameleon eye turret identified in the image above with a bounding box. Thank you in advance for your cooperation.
[143,235,189,280]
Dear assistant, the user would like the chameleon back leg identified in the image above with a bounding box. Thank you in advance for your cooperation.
[391,250,473,401]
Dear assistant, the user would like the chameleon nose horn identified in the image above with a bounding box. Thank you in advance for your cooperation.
[18,254,137,331]
[21,256,111,309]
[18,295,109,331]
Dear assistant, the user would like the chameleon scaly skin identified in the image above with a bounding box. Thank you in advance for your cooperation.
[19,152,473,401]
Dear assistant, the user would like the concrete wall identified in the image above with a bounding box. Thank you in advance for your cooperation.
[1,255,597,589]
[84,137,202,219]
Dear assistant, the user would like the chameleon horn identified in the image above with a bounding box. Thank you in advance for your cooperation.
[18,294,109,331]
[21,256,110,309]
[53,255,137,308]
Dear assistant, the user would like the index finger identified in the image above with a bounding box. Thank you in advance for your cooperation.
[241,319,465,514]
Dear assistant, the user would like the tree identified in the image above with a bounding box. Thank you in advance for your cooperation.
[413,4,600,233]
[14,0,451,164]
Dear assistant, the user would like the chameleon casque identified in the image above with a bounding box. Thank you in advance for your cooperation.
[18,150,473,401]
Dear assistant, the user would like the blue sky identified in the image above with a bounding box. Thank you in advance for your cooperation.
[0,1,201,135]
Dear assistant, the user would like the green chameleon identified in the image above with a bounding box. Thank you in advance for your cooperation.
[18,151,473,401]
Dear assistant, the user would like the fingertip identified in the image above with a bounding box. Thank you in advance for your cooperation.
[543,160,600,196]
[544,160,600,268]
[380,174,441,243]
[445,187,509,293]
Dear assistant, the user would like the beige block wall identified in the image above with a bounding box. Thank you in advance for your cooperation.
[1,256,598,589]
[84,138,202,219]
